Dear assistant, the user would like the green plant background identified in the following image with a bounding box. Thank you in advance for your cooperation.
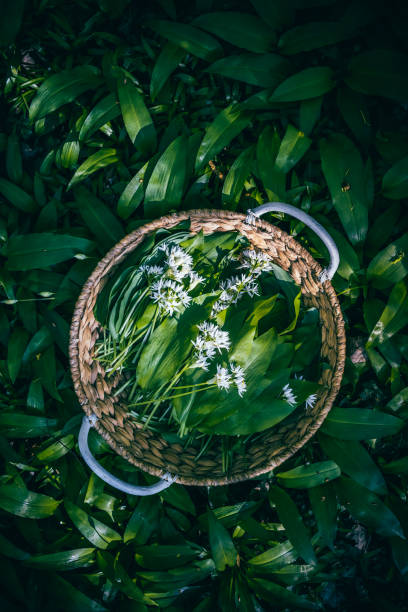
[1,0,408,609]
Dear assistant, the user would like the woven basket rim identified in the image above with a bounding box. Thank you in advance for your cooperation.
[69,208,346,486]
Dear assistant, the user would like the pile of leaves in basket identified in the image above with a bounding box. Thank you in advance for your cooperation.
[94,225,322,472]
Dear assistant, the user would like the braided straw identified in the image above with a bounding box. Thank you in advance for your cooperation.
[69,210,346,486]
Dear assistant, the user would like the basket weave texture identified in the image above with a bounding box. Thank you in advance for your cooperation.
[69,209,346,486]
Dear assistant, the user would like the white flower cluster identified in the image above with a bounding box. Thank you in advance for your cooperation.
[142,244,204,317]
[192,322,231,371]
[211,248,272,317]
[212,274,260,315]
[150,279,191,316]
[213,363,246,397]
[159,244,194,281]
[305,393,317,412]
[188,270,205,290]
[191,323,246,396]
[282,383,297,407]
[139,264,164,279]
[281,383,318,412]
[239,249,274,276]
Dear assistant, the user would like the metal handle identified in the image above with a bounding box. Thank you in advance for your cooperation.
[78,415,175,496]
[246,202,339,281]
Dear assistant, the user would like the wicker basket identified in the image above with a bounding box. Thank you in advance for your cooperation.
[69,204,346,491]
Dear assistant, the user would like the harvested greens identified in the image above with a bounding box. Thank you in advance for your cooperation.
[94,224,322,472]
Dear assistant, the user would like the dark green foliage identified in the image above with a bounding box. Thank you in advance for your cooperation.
[1,0,408,610]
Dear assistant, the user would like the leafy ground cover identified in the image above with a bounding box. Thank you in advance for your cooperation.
[1,0,408,609]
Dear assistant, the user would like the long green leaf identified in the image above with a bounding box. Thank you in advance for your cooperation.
[117,162,148,219]
[366,281,408,348]
[249,539,297,570]
[207,509,237,571]
[320,407,403,440]
[7,328,29,383]
[319,434,387,495]
[192,12,275,53]
[269,485,317,565]
[367,234,408,289]
[144,134,188,216]
[195,104,252,172]
[249,577,320,610]
[0,178,36,213]
[337,86,371,147]
[0,484,60,519]
[36,434,75,462]
[335,476,403,538]
[67,149,119,190]
[275,124,312,173]
[47,574,108,612]
[79,93,121,141]
[160,484,196,516]
[65,501,121,549]
[150,42,186,101]
[299,96,323,135]
[29,66,102,121]
[382,155,408,199]
[59,139,80,169]
[278,21,350,55]
[206,53,290,88]
[124,497,160,545]
[0,413,58,438]
[6,233,94,270]
[222,145,255,207]
[256,125,285,199]
[135,544,202,570]
[149,20,223,61]
[74,187,124,248]
[24,548,96,570]
[308,483,337,548]
[118,77,156,153]
[270,66,335,102]
[276,460,341,489]
[97,551,147,602]
[320,133,368,245]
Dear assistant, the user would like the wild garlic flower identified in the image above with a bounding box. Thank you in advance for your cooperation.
[211,274,260,316]
[282,383,297,407]
[192,352,211,370]
[196,322,231,352]
[188,271,204,290]
[211,299,231,315]
[214,364,232,390]
[160,244,193,280]
[230,362,247,397]
[305,393,317,413]
[150,278,191,316]
[192,336,216,358]
[140,264,164,280]
[226,274,260,297]
[191,323,231,371]
[212,362,247,395]
[239,248,274,276]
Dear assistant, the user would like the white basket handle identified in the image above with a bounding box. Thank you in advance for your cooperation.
[246,202,339,281]
[78,415,175,496]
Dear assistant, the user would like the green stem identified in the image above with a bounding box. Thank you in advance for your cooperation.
[129,384,215,407]
[172,381,213,390]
